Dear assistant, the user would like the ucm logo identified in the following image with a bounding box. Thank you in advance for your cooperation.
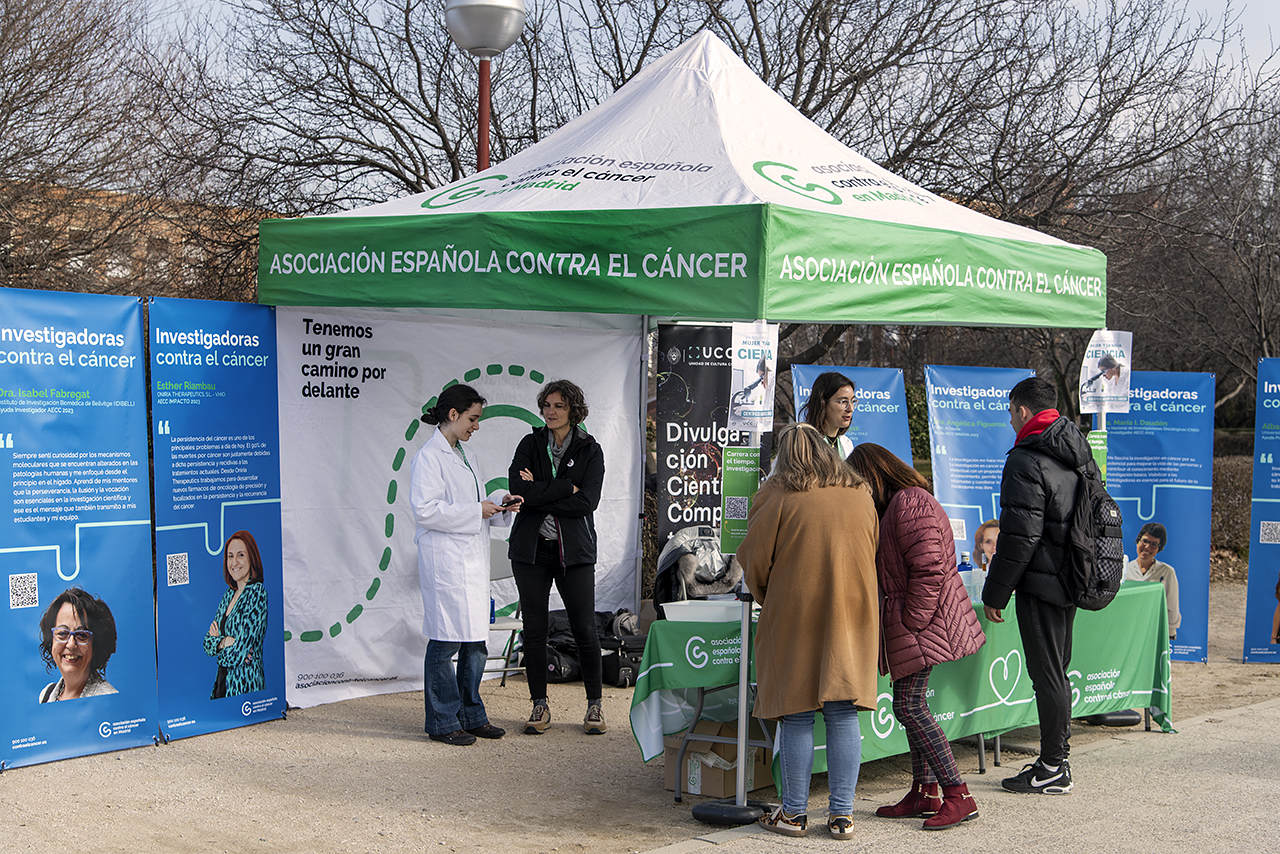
[752,161,841,206]
[686,636,709,669]
[420,176,508,209]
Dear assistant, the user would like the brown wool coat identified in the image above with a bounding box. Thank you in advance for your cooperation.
[877,487,985,681]
[738,479,880,720]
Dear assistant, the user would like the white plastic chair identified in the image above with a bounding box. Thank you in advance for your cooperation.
[486,551,523,686]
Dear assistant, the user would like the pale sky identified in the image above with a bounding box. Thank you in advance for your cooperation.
[1186,0,1278,65]
[179,0,1277,65]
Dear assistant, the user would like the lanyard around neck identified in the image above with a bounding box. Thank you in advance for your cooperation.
[455,442,481,501]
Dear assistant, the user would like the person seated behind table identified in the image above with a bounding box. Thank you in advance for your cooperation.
[1123,522,1180,640]
[973,520,999,570]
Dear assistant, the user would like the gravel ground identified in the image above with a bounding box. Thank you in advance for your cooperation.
[1,581,1273,854]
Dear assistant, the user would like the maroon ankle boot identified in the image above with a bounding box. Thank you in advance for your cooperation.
[922,782,979,830]
[874,780,941,818]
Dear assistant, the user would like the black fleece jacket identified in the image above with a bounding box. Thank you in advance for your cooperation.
[506,425,605,567]
[983,416,1093,609]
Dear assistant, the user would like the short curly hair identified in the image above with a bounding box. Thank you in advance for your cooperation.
[39,587,117,679]
[537,379,589,427]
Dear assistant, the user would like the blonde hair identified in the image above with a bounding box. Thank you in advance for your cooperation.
[769,423,865,492]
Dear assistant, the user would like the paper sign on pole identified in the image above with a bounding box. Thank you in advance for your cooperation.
[727,321,778,432]
[719,448,761,555]
[1079,330,1133,414]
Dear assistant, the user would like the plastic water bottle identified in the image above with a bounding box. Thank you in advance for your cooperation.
[957,551,976,603]
[490,597,496,624]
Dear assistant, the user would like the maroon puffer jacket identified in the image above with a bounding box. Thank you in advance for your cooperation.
[877,487,985,680]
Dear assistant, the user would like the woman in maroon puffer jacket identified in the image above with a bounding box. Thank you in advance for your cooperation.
[846,443,986,830]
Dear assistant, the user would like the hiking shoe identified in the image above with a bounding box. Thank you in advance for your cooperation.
[465,723,505,739]
[584,702,607,735]
[524,701,551,735]
[428,730,476,746]
[1001,758,1072,794]
[759,806,807,837]
[827,814,855,839]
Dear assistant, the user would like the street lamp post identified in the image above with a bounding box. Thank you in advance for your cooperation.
[444,0,526,172]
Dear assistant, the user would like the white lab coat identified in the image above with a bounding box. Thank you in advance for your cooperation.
[410,427,512,642]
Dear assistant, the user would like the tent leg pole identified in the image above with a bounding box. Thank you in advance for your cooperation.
[635,315,650,613]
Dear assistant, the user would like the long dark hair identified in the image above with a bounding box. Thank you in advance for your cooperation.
[845,442,929,517]
[421,383,486,425]
[800,371,855,433]
[39,587,118,678]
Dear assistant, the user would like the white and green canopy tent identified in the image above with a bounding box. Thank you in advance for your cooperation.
[259,32,1106,707]
[259,31,1106,325]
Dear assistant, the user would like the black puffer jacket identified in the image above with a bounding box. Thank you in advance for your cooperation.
[506,425,605,567]
[983,416,1092,609]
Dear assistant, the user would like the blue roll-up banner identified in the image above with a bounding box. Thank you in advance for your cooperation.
[790,365,913,465]
[149,298,285,738]
[1,287,157,768]
[1106,371,1214,662]
[1244,359,1280,662]
[925,365,1035,557]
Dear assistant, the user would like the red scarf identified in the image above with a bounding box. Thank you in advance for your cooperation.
[1015,408,1059,445]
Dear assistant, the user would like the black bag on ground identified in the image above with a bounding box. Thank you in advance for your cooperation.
[545,643,581,683]
[598,607,646,688]
[1065,460,1125,610]
[543,610,582,682]
[540,608,646,685]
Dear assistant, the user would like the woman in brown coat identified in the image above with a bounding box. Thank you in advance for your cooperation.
[846,443,985,830]
[738,423,879,840]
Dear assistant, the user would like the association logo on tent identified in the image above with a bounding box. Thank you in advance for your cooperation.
[753,161,841,206]
[420,176,508,210]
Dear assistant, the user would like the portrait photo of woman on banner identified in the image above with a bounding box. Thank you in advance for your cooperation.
[38,587,120,703]
[204,530,269,699]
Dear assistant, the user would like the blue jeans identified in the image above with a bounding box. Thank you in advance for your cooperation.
[423,640,488,736]
[778,701,863,816]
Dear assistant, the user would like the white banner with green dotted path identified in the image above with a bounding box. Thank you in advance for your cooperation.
[276,307,642,708]
[259,32,1105,329]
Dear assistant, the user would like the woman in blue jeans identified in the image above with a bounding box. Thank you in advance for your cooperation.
[736,423,880,838]
[410,383,520,746]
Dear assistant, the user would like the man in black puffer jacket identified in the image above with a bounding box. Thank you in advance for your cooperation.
[983,377,1093,796]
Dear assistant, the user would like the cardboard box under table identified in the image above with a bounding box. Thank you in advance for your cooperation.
[663,719,773,798]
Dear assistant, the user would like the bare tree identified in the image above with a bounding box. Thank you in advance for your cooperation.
[0,0,166,291]
[1109,104,1280,420]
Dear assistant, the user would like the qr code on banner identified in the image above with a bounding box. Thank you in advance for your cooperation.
[950,518,967,543]
[166,552,190,587]
[1261,521,1280,545]
[724,496,750,520]
[9,573,39,609]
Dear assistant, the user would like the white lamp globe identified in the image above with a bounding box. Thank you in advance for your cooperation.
[444,0,526,58]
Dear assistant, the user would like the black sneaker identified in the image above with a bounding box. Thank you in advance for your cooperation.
[429,730,477,746]
[465,723,506,739]
[1002,759,1072,794]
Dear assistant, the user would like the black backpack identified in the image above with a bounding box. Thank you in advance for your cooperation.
[1065,460,1124,610]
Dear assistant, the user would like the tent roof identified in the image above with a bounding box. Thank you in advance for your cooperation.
[338,34,1061,249]
[259,32,1106,327]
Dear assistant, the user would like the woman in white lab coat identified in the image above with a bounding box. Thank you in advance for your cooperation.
[411,383,521,746]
